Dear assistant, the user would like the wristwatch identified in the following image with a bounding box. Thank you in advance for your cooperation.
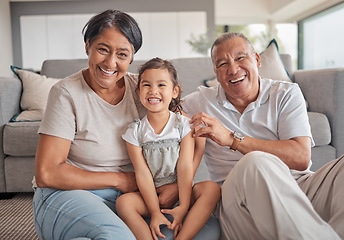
[230,131,245,152]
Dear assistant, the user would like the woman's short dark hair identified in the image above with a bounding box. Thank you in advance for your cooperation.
[82,9,142,53]
[138,57,183,113]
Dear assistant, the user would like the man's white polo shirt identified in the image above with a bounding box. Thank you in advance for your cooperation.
[182,78,314,184]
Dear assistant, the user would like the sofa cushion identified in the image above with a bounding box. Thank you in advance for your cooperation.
[11,66,60,121]
[308,112,331,146]
[171,57,214,96]
[128,60,147,74]
[310,145,336,171]
[41,59,88,78]
[4,156,35,192]
[3,122,40,157]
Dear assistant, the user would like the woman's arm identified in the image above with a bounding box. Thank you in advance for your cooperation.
[35,134,137,192]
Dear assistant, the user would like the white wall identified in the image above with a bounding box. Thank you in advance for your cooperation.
[20,14,91,70]
[20,12,207,70]
[10,0,214,68]
[0,0,13,77]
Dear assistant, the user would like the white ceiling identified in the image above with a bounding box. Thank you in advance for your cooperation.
[10,0,344,25]
[215,0,344,24]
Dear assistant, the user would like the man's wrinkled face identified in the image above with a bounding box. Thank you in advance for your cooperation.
[211,37,261,104]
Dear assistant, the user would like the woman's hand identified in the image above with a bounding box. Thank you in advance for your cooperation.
[150,211,172,240]
[190,112,232,147]
[156,182,179,208]
[113,172,138,193]
[161,205,188,239]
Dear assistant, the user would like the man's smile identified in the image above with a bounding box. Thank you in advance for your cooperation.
[230,75,245,84]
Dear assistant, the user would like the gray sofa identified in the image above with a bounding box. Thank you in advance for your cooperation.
[0,55,343,194]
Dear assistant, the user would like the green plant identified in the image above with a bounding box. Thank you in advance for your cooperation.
[185,33,213,55]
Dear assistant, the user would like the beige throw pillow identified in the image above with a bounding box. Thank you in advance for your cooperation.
[258,39,292,82]
[11,67,60,121]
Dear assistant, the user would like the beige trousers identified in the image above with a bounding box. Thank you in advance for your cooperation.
[216,151,343,240]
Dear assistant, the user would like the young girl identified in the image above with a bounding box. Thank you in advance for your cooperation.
[117,57,220,240]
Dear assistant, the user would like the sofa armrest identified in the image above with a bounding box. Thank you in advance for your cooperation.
[0,77,22,126]
[0,77,22,192]
[294,68,344,158]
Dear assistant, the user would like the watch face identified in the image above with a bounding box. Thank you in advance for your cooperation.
[234,131,245,140]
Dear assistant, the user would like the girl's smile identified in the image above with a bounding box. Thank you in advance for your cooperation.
[148,97,162,104]
[138,68,179,114]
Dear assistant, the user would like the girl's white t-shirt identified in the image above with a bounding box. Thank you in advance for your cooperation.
[122,111,192,147]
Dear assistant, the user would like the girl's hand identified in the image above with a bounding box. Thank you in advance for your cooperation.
[161,205,188,239]
[150,212,172,240]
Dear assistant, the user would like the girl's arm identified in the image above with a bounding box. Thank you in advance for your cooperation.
[162,131,195,234]
[181,111,205,175]
[192,129,206,175]
[178,131,195,209]
[35,134,137,192]
[126,142,160,214]
[125,142,171,239]
[155,129,205,209]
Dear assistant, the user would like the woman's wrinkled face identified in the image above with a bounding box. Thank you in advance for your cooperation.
[85,27,133,89]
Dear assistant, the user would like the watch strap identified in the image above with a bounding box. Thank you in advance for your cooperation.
[230,132,242,152]
[230,138,241,152]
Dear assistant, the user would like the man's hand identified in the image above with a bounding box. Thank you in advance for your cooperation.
[190,112,232,147]
[156,183,179,208]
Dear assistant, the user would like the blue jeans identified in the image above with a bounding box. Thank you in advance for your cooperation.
[33,188,220,240]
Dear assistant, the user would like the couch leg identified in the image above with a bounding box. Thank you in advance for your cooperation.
[0,193,16,199]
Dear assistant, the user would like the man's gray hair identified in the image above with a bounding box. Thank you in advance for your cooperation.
[211,32,255,56]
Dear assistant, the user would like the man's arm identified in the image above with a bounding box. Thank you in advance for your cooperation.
[190,112,311,171]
